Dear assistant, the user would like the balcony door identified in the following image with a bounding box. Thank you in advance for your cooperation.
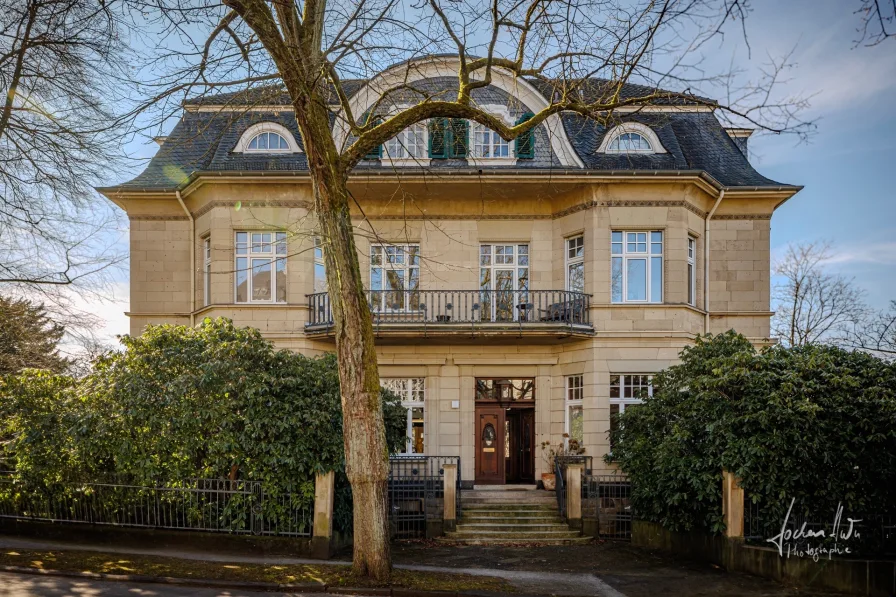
[479,244,529,322]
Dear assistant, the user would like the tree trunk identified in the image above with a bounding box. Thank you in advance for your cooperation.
[294,93,391,580]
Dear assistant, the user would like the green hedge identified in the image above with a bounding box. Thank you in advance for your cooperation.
[608,331,896,537]
[0,318,407,532]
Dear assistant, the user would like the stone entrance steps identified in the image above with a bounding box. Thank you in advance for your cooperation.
[440,489,588,545]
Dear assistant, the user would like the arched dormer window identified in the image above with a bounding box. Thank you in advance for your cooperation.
[598,123,666,155]
[234,122,301,154]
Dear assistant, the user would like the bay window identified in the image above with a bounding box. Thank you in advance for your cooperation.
[566,235,584,293]
[611,231,663,303]
[235,232,287,303]
[609,374,653,450]
[566,375,584,448]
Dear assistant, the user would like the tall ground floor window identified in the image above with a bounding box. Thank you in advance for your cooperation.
[565,375,584,448]
[381,378,425,454]
[609,374,654,450]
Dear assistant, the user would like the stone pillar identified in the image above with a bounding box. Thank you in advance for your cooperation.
[722,470,744,539]
[311,471,335,558]
[443,463,457,533]
[566,463,584,530]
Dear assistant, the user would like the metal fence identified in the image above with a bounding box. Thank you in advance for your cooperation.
[387,456,460,539]
[553,455,593,520]
[583,474,632,540]
[0,474,313,536]
[307,290,592,329]
[744,498,896,556]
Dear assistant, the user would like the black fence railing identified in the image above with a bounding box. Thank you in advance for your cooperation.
[744,498,896,557]
[307,290,592,329]
[0,473,313,536]
[583,474,632,540]
[387,456,460,539]
[555,460,567,519]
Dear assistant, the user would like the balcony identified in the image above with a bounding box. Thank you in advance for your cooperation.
[305,290,593,341]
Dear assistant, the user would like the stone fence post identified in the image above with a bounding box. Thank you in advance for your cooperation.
[722,470,744,539]
[566,463,583,530]
[312,471,335,558]
[442,463,457,533]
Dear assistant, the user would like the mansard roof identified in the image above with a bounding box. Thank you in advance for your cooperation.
[103,68,794,193]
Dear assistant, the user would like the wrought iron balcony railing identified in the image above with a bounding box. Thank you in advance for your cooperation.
[306,289,592,330]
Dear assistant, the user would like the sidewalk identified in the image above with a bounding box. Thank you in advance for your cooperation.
[0,535,848,597]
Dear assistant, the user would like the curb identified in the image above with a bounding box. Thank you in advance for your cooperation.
[0,565,538,597]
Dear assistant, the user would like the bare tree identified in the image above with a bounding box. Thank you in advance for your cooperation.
[772,242,867,347]
[855,0,896,45]
[126,0,815,578]
[0,0,129,302]
[839,300,896,359]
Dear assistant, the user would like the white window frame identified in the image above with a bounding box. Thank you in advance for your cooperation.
[384,122,428,165]
[381,378,425,455]
[233,122,302,154]
[609,374,653,450]
[235,231,288,304]
[566,235,584,293]
[370,244,420,312]
[687,236,696,307]
[611,230,663,304]
[565,375,584,448]
[479,244,530,321]
[597,122,666,154]
[468,105,516,164]
[313,237,327,293]
[203,237,211,306]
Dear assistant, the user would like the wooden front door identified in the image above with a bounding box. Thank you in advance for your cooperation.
[520,409,535,482]
[475,406,504,484]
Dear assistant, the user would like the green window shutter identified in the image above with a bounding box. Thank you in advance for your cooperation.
[362,115,383,159]
[515,113,535,159]
[448,118,468,158]
[428,118,448,159]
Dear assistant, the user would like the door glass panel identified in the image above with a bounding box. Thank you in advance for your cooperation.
[495,269,514,321]
[483,423,496,447]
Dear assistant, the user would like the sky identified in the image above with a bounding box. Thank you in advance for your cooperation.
[85,0,896,346]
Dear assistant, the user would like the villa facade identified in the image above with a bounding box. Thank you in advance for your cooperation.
[100,58,800,485]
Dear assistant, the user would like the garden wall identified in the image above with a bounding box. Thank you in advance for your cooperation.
[633,520,896,597]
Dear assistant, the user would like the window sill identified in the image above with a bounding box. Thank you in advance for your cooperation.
[382,158,431,167]
[468,157,518,166]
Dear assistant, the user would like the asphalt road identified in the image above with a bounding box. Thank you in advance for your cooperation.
[0,572,361,597]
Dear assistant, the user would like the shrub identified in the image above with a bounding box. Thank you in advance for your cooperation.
[0,318,407,532]
[608,331,896,536]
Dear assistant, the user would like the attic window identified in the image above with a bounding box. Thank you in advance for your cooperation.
[248,132,289,151]
[598,123,666,155]
[234,122,301,154]
[607,132,652,153]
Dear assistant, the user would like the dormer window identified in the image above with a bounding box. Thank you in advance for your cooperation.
[248,131,289,151]
[233,122,301,154]
[607,132,652,153]
[471,125,510,159]
[598,123,666,155]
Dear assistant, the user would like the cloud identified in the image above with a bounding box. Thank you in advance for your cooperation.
[822,242,896,267]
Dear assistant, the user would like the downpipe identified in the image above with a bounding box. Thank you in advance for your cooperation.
[704,189,726,334]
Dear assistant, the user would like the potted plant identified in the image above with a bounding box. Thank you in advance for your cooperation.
[540,436,586,491]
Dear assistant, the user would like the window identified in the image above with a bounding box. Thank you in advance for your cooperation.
[609,374,653,450]
[471,124,510,159]
[566,375,584,449]
[611,231,663,303]
[247,131,290,151]
[203,237,211,306]
[606,132,653,153]
[688,236,696,306]
[385,123,426,160]
[381,378,425,454]
[314,237,327,293]
[428,118,468,158]
[370,244,419,311]
[235,232,287,303]
[566,236,584,293]
[479,244,529,321]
